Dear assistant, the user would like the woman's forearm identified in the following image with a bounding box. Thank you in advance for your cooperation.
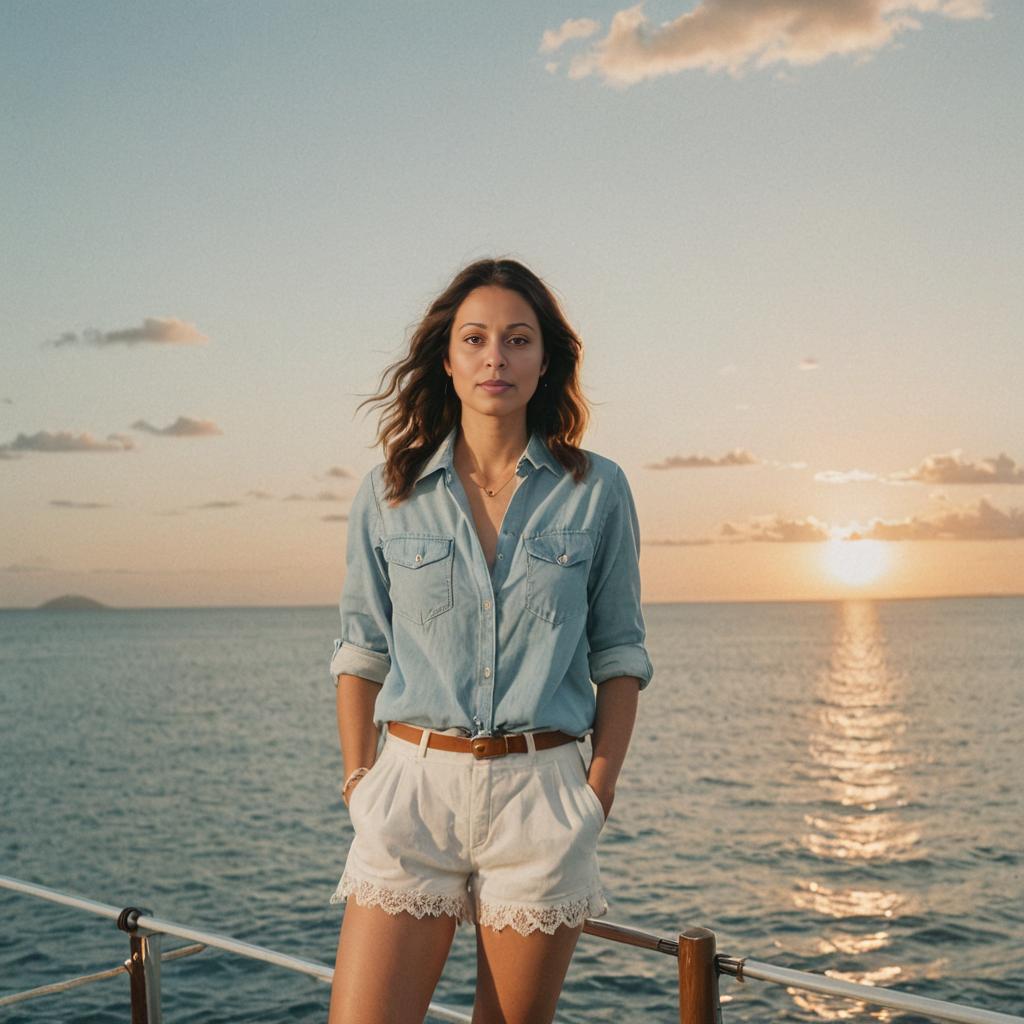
[588,675,641,795]
[336,674,383,778]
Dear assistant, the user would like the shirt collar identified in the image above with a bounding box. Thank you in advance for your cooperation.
[414,426,563,484]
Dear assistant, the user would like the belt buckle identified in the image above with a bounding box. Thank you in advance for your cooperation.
[470,734,510,759]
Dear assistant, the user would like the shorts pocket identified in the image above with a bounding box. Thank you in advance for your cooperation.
[568,748,607,832]
[581,777,607,829]
[523,531,593,625]
[382,533,455,625]
[348,749,394,820]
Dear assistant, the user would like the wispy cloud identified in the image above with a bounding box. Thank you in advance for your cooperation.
[325,466,355,480]
[50,499,112,509]
[131,416,223,437]
[649,496,1024,545]
[283,491,344,502]
[540,16,602,54]
[646,448,760,469]
[545,0,992,86]
[892,450,1024,485]
[0,429,136,458]
[814,450,1024,486]
[1,557,51,574]
[45,316,208,348]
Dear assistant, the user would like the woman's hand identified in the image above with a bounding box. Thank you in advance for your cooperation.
[341,766,371,808]
[586,777,615,822]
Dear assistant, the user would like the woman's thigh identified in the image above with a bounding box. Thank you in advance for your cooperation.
[472,918,586,1024]
[328,900,458,1024]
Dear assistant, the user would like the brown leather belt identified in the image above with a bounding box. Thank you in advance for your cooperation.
[387,721,580,759]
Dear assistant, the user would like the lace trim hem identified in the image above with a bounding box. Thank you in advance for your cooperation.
[329,871,472,924]
[477,884,609,936]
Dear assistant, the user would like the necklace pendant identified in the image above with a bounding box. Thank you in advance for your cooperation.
[485,489,494,496]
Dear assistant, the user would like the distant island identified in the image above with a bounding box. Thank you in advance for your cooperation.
[37,595,110,611]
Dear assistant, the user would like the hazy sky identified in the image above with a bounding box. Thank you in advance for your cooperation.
[2,0,1021,609]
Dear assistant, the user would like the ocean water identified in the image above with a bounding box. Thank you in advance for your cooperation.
[1,597,1021,1022]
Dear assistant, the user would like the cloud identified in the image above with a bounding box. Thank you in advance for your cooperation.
[45,316,208,348]
[646,448,759,469]
[1,557,51,574]
[322,513,350,522]
[854,496,1024,541]
[540,16,602,54]
[282,491,344,502]
[325,466,355,480]
[814,468,883,484]
[799,357,819,371]
[814,450,1024,486]
[246,489,275,500]
[192,500,243,509]
[891,450,1024,485]
[50,499,112,509]
[0,430,136,457]
[549,0,992,86]
[131,416,223,437]
[648,496,1024,545]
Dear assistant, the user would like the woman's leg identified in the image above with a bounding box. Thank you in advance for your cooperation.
[471,919,586,1024]
[328,900,459,1024]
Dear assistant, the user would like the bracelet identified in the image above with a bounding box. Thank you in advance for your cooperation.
[342,766,369,801]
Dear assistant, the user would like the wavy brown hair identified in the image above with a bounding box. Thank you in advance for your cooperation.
[355,257,592,505]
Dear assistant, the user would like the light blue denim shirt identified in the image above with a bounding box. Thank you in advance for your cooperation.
[329,426,653,740]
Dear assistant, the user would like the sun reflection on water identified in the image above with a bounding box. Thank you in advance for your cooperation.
[791,600,923,1019]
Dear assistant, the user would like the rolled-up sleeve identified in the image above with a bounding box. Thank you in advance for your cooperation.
[329,469,392,687]
[586,465,654,689]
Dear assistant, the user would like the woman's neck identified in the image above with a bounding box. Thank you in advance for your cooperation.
[454,417,529,479]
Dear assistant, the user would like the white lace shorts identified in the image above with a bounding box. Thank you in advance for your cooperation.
[328,724,609,936]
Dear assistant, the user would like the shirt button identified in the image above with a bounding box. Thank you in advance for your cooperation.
[557,553,567,564]
[497,553,504,559]
[483,600,491,609]
[415,553,423,563]
[483,667,491,678]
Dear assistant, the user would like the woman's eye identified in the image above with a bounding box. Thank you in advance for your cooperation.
[464,335,530,345]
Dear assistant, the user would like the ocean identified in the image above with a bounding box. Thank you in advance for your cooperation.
[1,597,1021,1022]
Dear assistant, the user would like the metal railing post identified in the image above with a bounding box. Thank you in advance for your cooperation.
[678,926,721,1024]
[117,906,162,1023]
[125,930,162,1023]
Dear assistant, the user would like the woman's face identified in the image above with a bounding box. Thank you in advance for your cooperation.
[444,285,548,424]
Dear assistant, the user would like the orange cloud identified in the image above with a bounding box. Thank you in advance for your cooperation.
[46,316,208,348]
[0,429,135,457]
[548,0,992,86]
[131,416,223,437]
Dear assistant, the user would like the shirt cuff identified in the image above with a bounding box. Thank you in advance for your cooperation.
[588,645,654,690]
[330,638,391,686]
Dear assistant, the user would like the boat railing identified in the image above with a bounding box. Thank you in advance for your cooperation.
[1,875,1020,1023]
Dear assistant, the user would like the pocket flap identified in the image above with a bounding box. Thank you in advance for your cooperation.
[383,534,453,570]
[523,531,593,567]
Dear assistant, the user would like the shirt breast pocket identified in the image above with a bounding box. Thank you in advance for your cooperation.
[523,531,593,626]
[382,533,455,625]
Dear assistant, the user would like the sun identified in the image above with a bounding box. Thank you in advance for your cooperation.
[822,538,891,586]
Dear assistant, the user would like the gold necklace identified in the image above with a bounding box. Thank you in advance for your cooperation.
[471,470,517,498]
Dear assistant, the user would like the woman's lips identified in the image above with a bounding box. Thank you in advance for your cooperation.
[479,382,513,393]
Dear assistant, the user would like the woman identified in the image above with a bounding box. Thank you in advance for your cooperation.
[326,257,654,1024]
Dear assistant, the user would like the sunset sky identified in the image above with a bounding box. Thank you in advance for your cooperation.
[2,1,1022,609]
